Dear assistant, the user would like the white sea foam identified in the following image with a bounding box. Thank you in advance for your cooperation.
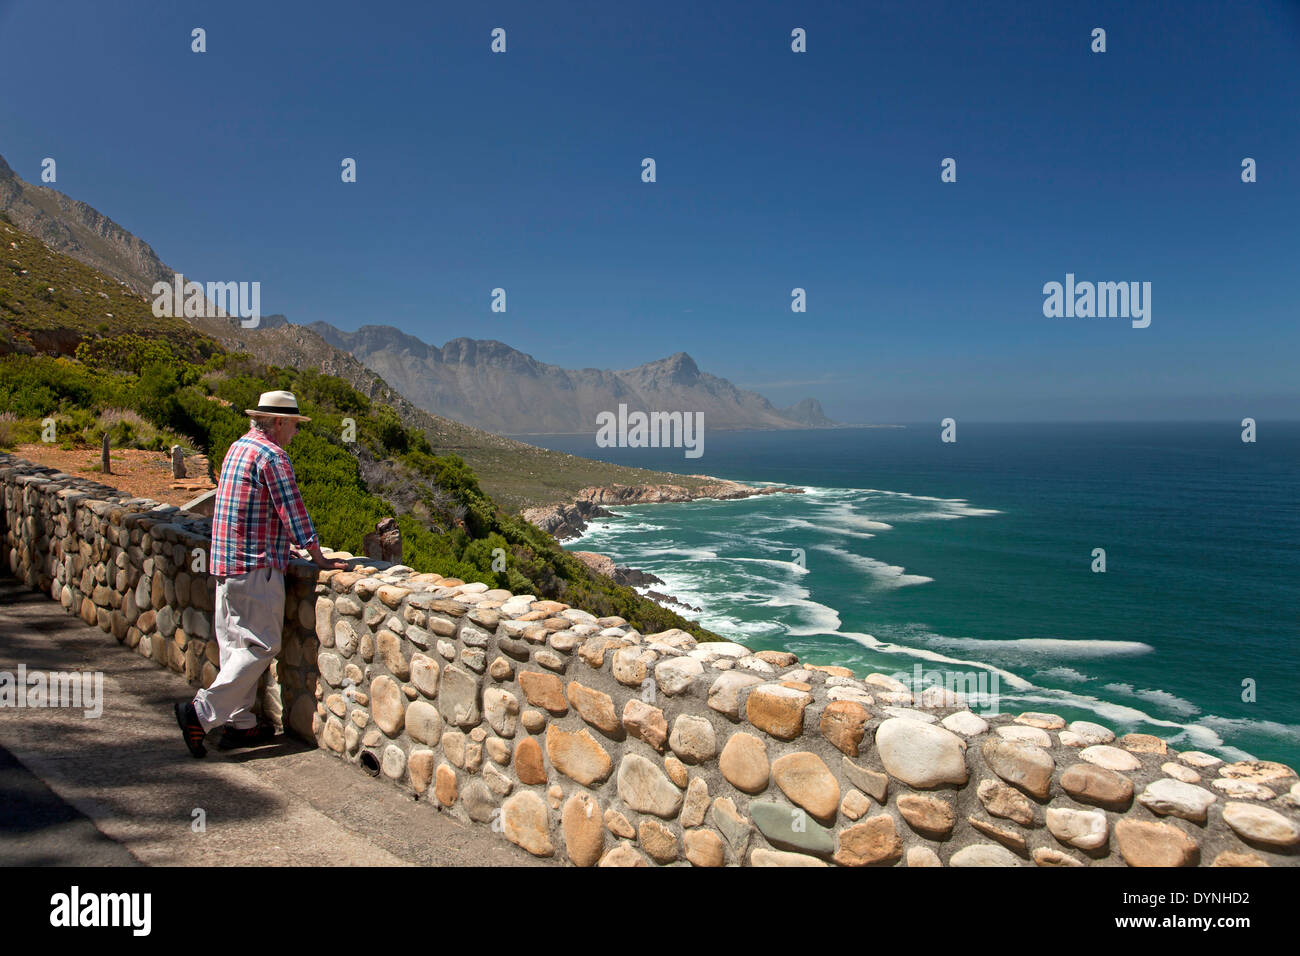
[732,556,812,575]
[810,543,934,588]
[1102,683,1201,717]
[911,633,1156,659]
[1034,666,1093,683]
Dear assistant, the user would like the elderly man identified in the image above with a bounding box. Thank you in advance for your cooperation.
[174,390,347,757]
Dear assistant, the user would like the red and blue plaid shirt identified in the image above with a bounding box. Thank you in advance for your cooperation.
[209,425,318,577]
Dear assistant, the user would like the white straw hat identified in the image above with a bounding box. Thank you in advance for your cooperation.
[245,390,311,422]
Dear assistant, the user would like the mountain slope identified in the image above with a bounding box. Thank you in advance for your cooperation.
[0,154,173,295]
[308,322,835,434]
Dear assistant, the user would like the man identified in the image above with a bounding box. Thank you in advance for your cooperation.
[174,390,348,757]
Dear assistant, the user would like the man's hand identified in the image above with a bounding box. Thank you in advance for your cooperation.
[305,543,350,571]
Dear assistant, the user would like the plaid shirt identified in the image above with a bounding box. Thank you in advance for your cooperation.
[209,425,318,577]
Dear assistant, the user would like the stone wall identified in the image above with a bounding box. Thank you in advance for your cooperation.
[3,454,1298,867]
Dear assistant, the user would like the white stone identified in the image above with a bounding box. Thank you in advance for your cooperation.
[949,844,1022,867]
[1138,779,1217,822]
[995,725,1053,747]
[687,642,750,663]
[1079,745,1142,772]
[1046,807,1108,850]
[864,673,908,694]
[1178,750,1223,769]
[735,656,776,675]
[1066,721,1115,745]
[1161,762,1200,784]
[1221,802,1300,848]
[875,718,968,789]
[941,711,989,737]
[882,707,937,723]
[654,656,705,695]
[1211,779,1275,800]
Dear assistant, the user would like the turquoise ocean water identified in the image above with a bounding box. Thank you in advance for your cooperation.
[514,423,1300,768]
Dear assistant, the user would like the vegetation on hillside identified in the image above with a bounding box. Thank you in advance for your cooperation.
[0,217,722,639]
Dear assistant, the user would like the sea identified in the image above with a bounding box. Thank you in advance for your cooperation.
[512,422,1300,769]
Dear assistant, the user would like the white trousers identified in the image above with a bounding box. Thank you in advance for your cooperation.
[192,567,284,731]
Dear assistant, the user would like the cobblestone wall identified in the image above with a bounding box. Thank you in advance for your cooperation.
[4,454,1298,867]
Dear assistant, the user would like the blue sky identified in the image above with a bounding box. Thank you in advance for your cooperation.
[1,0,1297,422]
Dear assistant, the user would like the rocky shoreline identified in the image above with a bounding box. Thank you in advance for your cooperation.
[571,551,702,615]
[525,478,801,615]
[521,478,803,542]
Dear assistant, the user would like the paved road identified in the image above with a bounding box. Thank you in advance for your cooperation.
[0,575,557,867]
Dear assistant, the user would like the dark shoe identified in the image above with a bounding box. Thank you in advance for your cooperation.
[174,700,207,758]
[217,722,276,751]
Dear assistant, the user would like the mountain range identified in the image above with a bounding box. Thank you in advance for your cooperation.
[303,321,835,434]
[0,150,836,439]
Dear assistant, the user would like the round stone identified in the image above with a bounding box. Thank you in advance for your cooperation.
[1079,744,1142,772]
[1138,779,1217,823]
[875,718,969,789]
[1221,802,1300,848]
[949,844,1022,867]
[771,752,841,825]
[719,732,770,794]
[561,792,605,867]
[669,714,718,764]
[1046,807,1108,850]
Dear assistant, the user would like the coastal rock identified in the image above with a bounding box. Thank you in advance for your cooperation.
[1066,721,1115,745]
[518,670,567,715]
[1219,760,1297,785]
[638,819,679,864]
[750,848,827,867]
[967,816,1028,854]
[1016,712,1066,730]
